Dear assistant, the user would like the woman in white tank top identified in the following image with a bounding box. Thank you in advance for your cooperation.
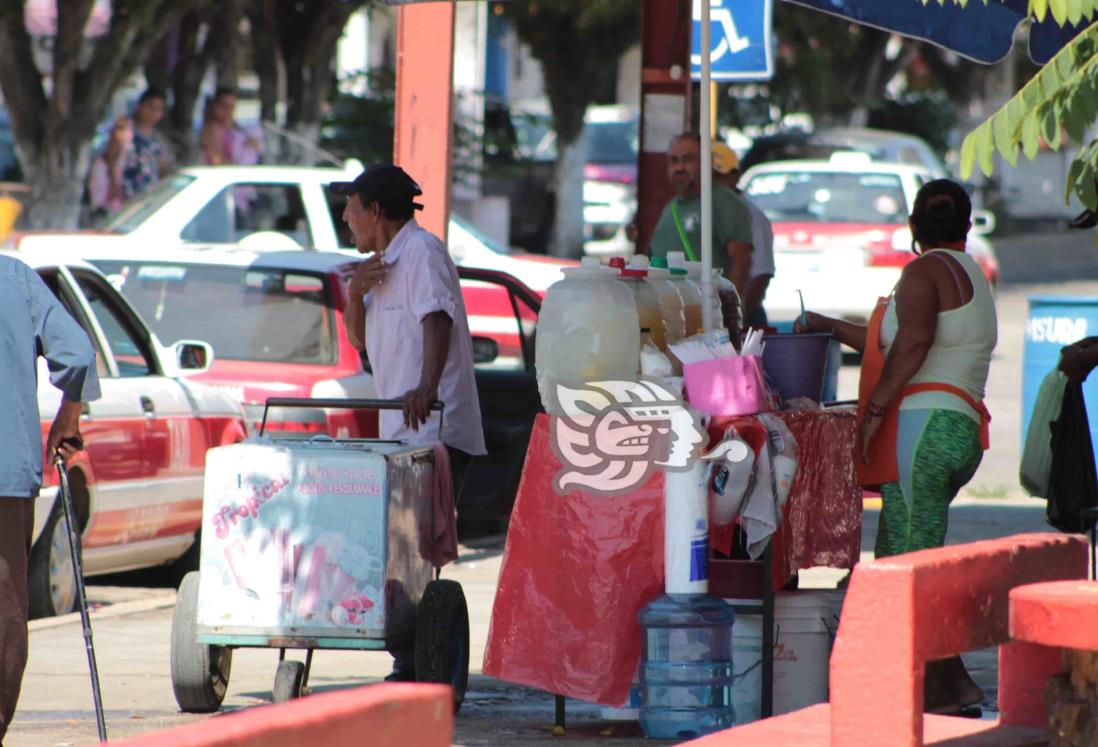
[796,179,997,714]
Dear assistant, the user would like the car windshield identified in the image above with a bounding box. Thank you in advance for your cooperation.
[87,260,337,365]
[744,171,908,224]
[101,174,196,233]
[584,120,638,164]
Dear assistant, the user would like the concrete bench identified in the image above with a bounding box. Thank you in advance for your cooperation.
[111,683,453,747]
[691,532,1089,746]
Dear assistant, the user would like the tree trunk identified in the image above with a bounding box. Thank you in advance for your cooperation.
[21,141,93,229]
[551,133,585,258]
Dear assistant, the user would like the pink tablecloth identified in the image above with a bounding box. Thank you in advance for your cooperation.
[482,408,861,706]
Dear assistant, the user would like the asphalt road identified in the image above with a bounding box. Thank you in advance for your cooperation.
[8,229,1097,746]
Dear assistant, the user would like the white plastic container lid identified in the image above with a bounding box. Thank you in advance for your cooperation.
[627,255,651,270]
[563,255,616,278]
[667,250,687,270]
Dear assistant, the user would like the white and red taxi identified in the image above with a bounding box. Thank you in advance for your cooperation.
[14,250,247,618]
[73,246,538,437]
[742,155,1000,325]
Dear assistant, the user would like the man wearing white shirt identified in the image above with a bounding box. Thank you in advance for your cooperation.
[334,163,486,679]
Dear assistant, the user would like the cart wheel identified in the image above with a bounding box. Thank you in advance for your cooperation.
[171,571,232,713]
[414,579,469,713]
[273,659,306,703]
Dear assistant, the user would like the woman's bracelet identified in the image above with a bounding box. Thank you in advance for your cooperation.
[865,401,887,418]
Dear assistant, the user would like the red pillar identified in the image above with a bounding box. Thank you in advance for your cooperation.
[394,1,456,242]
[635,0,691,254]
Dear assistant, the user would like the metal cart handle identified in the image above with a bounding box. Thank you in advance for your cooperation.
[259,397,444,438]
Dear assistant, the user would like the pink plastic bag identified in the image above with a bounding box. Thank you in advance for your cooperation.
[684,355,770,416]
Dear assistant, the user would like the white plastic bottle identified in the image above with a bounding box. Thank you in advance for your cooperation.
[535,256,640,415]
[610,256,668,352]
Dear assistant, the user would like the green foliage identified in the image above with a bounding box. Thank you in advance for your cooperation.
[320,68,395,165]
[500,0,640,145]
[929,0,1098,210]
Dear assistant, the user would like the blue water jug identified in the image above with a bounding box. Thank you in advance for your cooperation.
[638,594,736,739]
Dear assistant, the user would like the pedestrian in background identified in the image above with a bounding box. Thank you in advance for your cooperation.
[712,142,774,329]
[88,89,172,217]
[200,88,262,166]
[0,256,100,740]
[648,132,754,303]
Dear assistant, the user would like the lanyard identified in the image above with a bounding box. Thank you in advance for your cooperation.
[670,200,698,262]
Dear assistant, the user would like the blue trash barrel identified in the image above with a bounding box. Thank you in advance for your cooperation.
[1022,296,1097,455]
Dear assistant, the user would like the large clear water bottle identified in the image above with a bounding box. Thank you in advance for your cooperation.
[534,257,639,415]
[638,594,736,740]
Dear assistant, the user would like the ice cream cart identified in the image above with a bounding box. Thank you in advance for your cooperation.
[169,398,469,712]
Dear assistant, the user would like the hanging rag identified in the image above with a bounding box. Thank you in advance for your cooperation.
[420,442,459,568]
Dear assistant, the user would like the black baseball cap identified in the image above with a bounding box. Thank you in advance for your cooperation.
[329,163,424,212]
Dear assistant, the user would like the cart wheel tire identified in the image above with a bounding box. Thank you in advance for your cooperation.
[28,498,78,619]
[273,659,306,703]
[171,571,232,713]
[414,579,469,713]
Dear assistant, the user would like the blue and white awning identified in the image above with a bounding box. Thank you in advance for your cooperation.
[784,0,1090,64]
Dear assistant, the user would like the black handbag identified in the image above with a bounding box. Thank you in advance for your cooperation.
[1046,381,1098,533]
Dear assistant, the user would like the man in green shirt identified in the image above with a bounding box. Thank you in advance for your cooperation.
[649,132,754,293]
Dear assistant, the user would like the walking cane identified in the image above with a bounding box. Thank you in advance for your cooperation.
[55,437,108,743]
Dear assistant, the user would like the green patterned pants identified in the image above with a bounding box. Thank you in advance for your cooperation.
[874,409,983,559]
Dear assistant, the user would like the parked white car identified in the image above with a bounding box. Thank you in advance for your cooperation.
[741,154,1000,325]
[8,164,571,292]
[12,250,246,618]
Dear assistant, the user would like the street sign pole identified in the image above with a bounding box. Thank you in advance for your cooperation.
[699,0,714,332]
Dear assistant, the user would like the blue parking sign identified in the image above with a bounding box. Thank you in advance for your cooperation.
[691,0,774,82]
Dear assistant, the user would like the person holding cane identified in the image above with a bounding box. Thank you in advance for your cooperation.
[0,255,100,740]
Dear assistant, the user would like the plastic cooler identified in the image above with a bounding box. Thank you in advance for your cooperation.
[196,437,434,646]
[1022,296,1098,457]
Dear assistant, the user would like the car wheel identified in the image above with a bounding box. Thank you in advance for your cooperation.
[28,498,78,619]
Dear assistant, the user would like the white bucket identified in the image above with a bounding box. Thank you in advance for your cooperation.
[728,592,832,724]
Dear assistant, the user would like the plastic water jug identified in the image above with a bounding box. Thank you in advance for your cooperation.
[636,256,686,347]
[666,252,704,337]
[638,594,736,740]
[682,260,724,332]
[535,256,640,415]
[712,270,743,347]
[609,257,667,352]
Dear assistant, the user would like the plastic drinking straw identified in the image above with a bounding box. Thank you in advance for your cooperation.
[797,289,806,327]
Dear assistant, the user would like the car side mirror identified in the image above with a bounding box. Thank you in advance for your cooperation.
[971,209,996,236]
[472,336,500,365]
[173,340,214,374]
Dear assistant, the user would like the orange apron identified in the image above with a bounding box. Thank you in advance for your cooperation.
[856,297,991,489]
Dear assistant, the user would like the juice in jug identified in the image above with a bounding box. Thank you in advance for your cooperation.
[535,257,640,415]
[646,257,687,345]
[666,252,704,336]
[609,257,667,352]
[684,260,724,332]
